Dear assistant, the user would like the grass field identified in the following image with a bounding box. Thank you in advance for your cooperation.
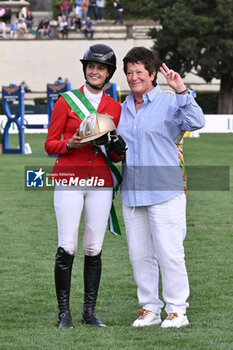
[0,133,233,350]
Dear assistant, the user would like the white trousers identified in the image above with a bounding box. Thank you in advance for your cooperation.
[54,185,113,256]
[123,193,189,315]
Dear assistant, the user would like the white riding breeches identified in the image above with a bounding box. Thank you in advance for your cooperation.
[123,193,189,315]
[54,185,113,256]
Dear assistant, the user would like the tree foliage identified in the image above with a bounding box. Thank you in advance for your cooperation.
[51,0,150,19]
[105,0,150,20]
[148,0,233,113]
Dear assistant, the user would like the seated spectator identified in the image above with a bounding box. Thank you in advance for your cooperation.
[50,18,58,38]
[68,11,75,29]
[0,6,6,21]
[25,10,34,31]
[2,7,12,24]
[17,18,27,38]
[10,21,18,39]
[37,18,51,39]
[74,15,82,31]
[59,14,68,38]
[68,11,81,31]
[0,19,6,39]
[83,16,94,39]
[19,6,28,21]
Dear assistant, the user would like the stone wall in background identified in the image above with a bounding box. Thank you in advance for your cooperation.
[0,39,219,93]
[29,0,53,11]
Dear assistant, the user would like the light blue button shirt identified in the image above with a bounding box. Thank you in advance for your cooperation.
[117,85,205,207]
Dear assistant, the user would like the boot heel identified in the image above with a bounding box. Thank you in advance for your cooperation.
[82,306,106,327]
[58,310,75,329]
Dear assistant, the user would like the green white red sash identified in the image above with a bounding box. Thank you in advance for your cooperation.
[60,89,122,236]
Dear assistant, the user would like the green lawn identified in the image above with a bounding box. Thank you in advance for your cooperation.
[0,133,232,350]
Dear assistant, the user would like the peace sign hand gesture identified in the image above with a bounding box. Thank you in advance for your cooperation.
[159,63,187,93]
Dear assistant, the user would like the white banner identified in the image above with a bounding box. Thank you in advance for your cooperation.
[199,114,233,133]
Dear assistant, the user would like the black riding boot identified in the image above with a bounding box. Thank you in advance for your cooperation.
[82,251,106,327]
[55,247,75,329]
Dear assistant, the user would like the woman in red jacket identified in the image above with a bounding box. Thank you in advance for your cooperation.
[45,44,125,329]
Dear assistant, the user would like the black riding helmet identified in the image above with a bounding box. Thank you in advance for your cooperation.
[80,44,117,89]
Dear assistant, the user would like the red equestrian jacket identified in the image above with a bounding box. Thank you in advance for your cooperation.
[44,86,122,187]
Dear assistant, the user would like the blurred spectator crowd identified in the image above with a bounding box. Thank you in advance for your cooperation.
[0,1,108,40]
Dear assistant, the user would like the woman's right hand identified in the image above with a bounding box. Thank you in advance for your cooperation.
[67,129,86,149]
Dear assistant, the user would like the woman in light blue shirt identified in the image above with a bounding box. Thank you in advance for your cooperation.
[117,47,205,329]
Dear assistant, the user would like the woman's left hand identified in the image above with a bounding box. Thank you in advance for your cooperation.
[159,63,186,93]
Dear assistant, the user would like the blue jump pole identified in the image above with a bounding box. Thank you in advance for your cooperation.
[2,84,25,154]
[104,82,118,100]
[47,81,71,126]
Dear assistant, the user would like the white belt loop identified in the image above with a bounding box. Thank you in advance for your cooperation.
[131,206,135,216]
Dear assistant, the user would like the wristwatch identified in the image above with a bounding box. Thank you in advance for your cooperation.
[176,88,190,95]
[66,141,73,151]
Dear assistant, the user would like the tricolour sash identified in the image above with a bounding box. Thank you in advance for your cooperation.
[60,89,122,235]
